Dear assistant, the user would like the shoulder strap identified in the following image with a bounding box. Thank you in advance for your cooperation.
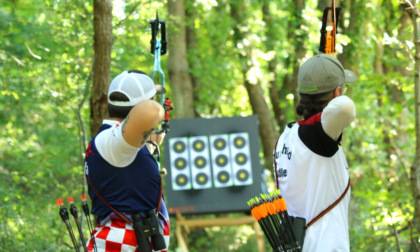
[306,178,350,229]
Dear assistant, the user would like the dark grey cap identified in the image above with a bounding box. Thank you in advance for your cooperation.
[298,54,356,94]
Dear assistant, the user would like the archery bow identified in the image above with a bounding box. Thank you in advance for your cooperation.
[148,12,173,175]
[319,0,341,57]
[149,12,172,134]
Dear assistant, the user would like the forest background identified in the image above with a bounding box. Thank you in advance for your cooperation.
[1,0,420,251]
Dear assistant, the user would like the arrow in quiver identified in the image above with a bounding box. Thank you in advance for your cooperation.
[248,191,303,252]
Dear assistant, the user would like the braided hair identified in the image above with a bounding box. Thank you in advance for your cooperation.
[296,90,335,120]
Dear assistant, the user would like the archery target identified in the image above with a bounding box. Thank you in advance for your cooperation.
[229,132,253,186]
[209,134,234,188]
[188,136,212,189]
[169,137,192,190]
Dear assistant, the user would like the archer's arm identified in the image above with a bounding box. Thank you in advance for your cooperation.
[321,95,356,141]
[121,100,165,148]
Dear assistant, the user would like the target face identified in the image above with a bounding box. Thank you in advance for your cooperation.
[176,174,189,186]
[215,154,228,167]
[229,132,253,186]
[233,136,246,149]
[173,141,186,153]
[234,153,248,165]
[195,173,209,185]
[174,157,188,170]
[209,134,234,188]
[169,137,192,191]
[217,171,230,184]
[194,156,207,168]
[192,139,205,152]
[214,138,226,150]
[236,169,249,182]
[189,136,212,189]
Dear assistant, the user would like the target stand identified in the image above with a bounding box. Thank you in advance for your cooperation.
[174,212,265,252]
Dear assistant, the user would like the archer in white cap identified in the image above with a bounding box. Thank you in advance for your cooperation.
[84,70,170,251]
[273,54,356,251]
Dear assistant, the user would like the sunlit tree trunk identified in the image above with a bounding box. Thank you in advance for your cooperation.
[409,0,420,246]
[262,2,283,132]
[290,0,306,121]
[185,0,201,117]
[90,0,112,136]
[230,0,277,169]
[168,0,195,119]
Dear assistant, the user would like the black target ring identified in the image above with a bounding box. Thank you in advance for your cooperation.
[194,156,207,168]
[173,141,186,153]
[175,174,189,186]
[236,169,249,182]
[233,136,246,149]
[215,154,228,167]
[195,173,208,185]
[192,139,205,152]
[174,157,187,170]
[217,171,230,184]
[214,138,226,150]
[235,153,248,165]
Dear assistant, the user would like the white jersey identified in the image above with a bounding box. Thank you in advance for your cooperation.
[273,96,355,252]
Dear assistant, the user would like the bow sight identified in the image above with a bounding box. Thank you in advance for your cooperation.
[150,12,167,56]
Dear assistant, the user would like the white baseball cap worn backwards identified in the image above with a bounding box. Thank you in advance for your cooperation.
[298,54,356,95]
[107,70,166,107]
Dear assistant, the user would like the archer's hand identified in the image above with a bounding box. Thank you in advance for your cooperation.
[149,132,166,146]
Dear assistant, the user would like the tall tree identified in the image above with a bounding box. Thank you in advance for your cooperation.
[168,0,195,119]
[90,0,113,136]
[290,0,306,120]
[185,0,202,117]
[408,0,420,247]
[262,1,284,131]
[229,0,277,168]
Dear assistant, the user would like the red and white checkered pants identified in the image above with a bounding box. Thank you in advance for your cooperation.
[86,214,170,252]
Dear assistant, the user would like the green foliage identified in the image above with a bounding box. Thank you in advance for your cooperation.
[1,0,420,250]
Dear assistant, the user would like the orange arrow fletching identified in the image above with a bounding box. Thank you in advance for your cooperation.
[280,198,287,211]
[274,198,282,212]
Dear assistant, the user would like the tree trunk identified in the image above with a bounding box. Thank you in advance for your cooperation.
[409,0,420,244]
[167,0,195,119]
[90,0,113,136]
[262,2,283,132]
[230,0,277,169]
[317,0,331,12]
[290,0,306,121]
[185,0,201,117]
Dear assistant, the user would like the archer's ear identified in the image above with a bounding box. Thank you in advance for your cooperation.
[334,86,342,97]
